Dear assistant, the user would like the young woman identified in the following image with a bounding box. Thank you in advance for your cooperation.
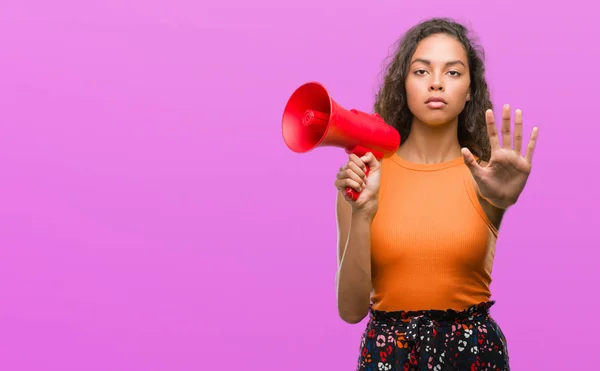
[334,18,539,371]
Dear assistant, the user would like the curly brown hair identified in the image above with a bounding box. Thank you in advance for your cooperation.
[373,18,493,162]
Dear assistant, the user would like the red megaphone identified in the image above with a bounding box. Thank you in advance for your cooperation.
[281,81,401,201]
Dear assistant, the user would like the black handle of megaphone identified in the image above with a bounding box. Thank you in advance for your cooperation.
[344,146,383,202]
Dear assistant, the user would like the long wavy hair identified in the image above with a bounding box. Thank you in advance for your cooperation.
[374,18,493,162]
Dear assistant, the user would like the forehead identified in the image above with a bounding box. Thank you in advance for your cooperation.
[411,33,467,63]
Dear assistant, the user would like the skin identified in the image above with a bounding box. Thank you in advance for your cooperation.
[333,33,539,324]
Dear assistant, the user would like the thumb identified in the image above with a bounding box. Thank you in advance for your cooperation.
[461,148,483,178]
[360,152,380,169]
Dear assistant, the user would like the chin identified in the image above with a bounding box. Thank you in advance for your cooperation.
[414,111,456,127]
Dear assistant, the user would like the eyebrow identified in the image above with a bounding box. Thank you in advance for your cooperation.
[410,58,466,67]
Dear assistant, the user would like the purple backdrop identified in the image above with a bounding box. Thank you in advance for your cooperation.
[1,0,598,370]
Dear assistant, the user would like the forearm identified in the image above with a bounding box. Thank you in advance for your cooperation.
[336,212,373,324]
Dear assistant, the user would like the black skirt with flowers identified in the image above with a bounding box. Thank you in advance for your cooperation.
[356,301,510,371]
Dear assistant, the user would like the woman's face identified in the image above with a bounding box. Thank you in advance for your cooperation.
[405,33,471,127]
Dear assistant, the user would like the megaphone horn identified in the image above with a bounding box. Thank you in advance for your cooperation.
[282,82,401,201]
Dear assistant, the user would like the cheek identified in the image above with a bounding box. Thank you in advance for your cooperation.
[405,78,423,107]
[450,80,471,102]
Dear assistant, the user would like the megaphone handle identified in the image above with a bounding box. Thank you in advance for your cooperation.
[344,165,370,201]
[343,145,383,201]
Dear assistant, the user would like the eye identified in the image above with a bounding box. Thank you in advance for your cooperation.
[414,69,427,75]
[447,70,461,77]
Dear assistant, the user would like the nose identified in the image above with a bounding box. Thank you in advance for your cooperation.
[429,78,444,92]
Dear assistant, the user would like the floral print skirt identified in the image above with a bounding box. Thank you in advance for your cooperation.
[356,301,510,371]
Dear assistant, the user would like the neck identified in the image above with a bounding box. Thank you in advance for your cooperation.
[397,117,462,164]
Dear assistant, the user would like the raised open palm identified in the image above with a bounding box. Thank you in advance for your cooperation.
[461,104,539,209]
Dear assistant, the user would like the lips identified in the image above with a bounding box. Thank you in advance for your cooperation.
[425,97,447,104]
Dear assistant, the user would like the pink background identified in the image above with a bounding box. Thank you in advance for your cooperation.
[1,0,599,370]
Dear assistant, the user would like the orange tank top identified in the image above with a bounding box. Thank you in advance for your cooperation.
[370,152,499,312]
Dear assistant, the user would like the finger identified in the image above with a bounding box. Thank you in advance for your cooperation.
[513,109,523,155]
[524,127,539,164]
[501,104,511,149]
[347,161,367,180]
[461,147,483,179]
[335,178,363,193]
[337,166,365,187]
[360,152,380,168]
[348,154,367,171]
[485,109,501,150]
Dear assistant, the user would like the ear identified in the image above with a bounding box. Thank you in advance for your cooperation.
[466,93,471,101]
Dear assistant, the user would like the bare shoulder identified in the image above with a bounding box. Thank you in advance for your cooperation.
[470,160,506,231]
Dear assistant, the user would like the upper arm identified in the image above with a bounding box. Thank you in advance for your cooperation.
[336,191,352,266]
